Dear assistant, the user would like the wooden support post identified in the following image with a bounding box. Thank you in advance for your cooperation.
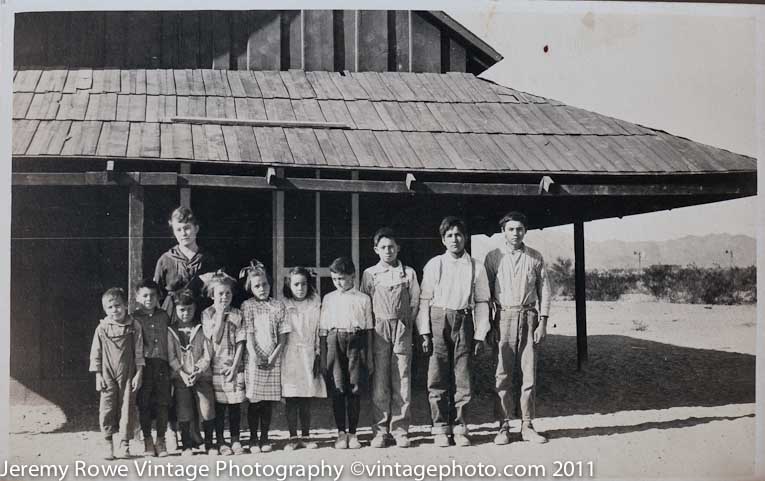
[315,170,321,296]
[351,171,360,285]
[128,184,144,309]
[272,168,285,299]
[179,163,191,207]
[574,220,588,370]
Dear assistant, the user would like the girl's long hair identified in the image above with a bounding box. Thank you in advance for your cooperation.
[283,266,317,300]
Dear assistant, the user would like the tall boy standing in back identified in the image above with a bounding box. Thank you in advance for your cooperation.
[417,216,490,447]
[484,211,551,445]
[360,228,420,448]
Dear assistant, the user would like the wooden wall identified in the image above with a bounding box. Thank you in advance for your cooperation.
[14,10,473,74]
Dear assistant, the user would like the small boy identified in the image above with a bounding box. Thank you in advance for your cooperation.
[360,228,420,448]
[89,287,144,460]
[320,257,374,450]
[167,289,216,456]
[133,279,172,457]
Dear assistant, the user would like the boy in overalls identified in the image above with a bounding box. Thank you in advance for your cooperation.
[417,217,490,448]
[361,228,420,448]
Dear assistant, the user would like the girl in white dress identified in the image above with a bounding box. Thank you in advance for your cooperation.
[280,267,327,450]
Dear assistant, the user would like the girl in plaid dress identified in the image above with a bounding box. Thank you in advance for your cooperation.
[240,260,290,453]
[201,271,246,456]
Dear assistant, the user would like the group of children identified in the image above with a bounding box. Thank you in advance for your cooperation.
[90,207,422,459]
[91,206,551,459]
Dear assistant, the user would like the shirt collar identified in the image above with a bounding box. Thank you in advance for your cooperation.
[503,241,526,254]
[373,260,402,272]
[442,251,470,263]
[337,286,359,295]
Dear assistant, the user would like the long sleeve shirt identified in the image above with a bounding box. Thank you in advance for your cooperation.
[484,243,552,317]
[89,316,145,378]
[416,252,491,341]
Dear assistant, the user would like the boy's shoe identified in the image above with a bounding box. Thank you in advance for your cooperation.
[434,434,450,447]
[181,448,194,458]
[117,440,131,458]
[103,438,115,460]
[394,435,411,448]
[334,432,348,450]
[521,423,548,444]
[283,437,301,451]
[371,433,387,448]
[206,447,219,456]
[219,444,233,456]
[453,434,472,447]
[156,437,168,457]
[231,441,245,455]
[249,442,261,453]
[143,436,156,457]
[303,439,318,449]
[259,442,273,453]
[347,433,362,449]
[494,428,511,445]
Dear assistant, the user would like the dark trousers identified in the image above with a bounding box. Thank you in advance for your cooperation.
[427,307,474,435]
[332,392,360,434]
[247,401,273,444]
[138,358,170,438]
[285,397,312,437]
[180,420,215,450]
[214,402,241,446]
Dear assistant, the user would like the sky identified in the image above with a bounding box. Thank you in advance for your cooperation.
[450,3,758,242]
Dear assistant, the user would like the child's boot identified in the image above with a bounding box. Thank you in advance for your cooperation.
[302,437,318,450]
[283,436,300,451]
[143,436,156,457]
[347,433,362,449]
[156,437,168,457]
[103,437,115,460]
[117,439,131,458]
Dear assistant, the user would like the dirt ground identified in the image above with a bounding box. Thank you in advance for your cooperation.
[7,301,758,480]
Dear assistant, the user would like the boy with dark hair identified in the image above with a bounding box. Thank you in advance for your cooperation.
[133,279,172,457]
[90,288,145,459]
[320,257,374,450]
[484,211,551,445]
[417,216,490,448]
[360,228,420,448]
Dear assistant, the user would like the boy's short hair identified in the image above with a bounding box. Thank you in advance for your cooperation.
[329,256,355,275]
[439,216,467,238]
[373,227,398,246]
[283,266,317,299]
[240,259,271,292]
[134,278,160,294]
[499,211,528,230]
[168,206,198,226]
[174,288,196,307]
[102,287,127,304]
[204,270,237,298]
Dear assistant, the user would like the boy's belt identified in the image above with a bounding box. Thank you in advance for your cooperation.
[498,303,536,311]
[432,306,471,316]
[331,327,364,334]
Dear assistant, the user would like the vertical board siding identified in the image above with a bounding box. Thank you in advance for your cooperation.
[15,10,468,73]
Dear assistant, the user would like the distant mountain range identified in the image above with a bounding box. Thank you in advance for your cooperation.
[472,232,755,269]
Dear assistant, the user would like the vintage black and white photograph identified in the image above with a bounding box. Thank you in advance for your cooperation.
[2,1,762,480]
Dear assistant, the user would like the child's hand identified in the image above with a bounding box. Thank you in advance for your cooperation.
[131,371,143,393]
[224,367,237,383]
[95,373,107,392]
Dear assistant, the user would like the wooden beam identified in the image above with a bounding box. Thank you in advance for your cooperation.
[11,172,755,198]
[351,171,360,285]
[170,116,350,130]
[574,220,587,370]
[179,163,190,207]
[128,184,144,309]
[272,168,285,300]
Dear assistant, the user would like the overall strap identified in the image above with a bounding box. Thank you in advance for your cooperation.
[468,255,475,308]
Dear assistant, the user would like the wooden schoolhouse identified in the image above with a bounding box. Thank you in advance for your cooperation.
[10,10,756,411]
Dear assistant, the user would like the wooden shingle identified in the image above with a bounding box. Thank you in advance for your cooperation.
[61,121,102,157]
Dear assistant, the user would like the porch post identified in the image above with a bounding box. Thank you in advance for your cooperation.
[574,220,588,370]
[272,168,285,299]
[128,184,144,308]
[351,171,360,284]
[180,163,191,207]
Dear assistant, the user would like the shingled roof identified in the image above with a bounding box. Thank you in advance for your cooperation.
[12,68,756,175]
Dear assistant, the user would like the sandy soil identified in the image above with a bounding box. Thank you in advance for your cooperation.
[7,301,758,480]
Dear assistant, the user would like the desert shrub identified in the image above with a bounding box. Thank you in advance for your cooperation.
[585,269,639,301]
[549,257,575,299]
